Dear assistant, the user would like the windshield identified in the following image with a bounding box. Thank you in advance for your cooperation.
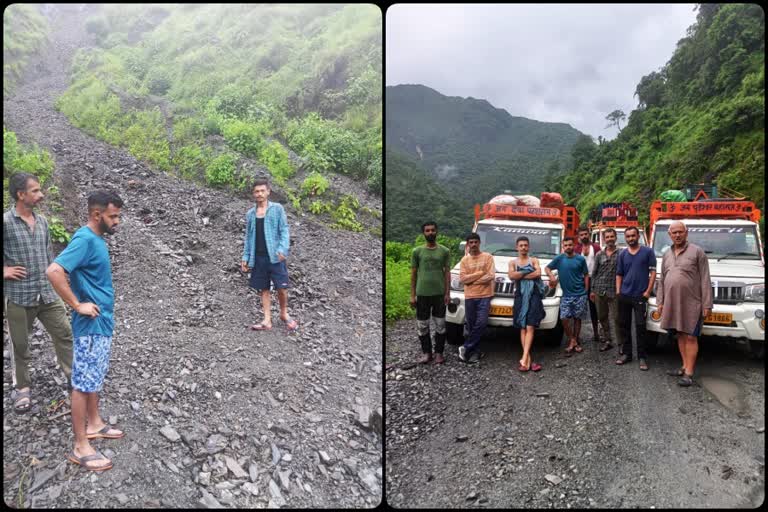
[476,225,561,257]
[652,224,762,260]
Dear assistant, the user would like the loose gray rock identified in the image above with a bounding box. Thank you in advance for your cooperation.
[160,426,181,442]
[224,455,248,479]
[199,489,224,509]
[545,474,563,485]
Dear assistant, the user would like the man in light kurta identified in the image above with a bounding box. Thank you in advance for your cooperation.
[657,221,713,387]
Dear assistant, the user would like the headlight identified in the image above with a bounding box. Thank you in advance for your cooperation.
[450,274,464,291]
[744,283,765,303]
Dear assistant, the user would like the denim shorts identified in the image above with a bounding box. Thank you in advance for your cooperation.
[249,255,290,290]
[560,294,588,319]
[71,334,113,393]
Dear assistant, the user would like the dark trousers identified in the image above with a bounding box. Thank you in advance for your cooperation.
[416,295,446,354]
[464,297,491,356]
[618,294,648,359]
[587,284,599,340]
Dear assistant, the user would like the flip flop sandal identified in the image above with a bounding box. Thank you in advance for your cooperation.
[639,361,649,371]
[573,344,584,353]
[249,323,272,331]
[517,364,530,372]
[530,363,542,372]
[13,389,32,414]
[68,451,113,472]
[87,425,125,440]
[284,319,299,332]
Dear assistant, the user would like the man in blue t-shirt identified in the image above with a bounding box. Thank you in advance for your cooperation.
[615,226,657,370]
[47,190,125,472]
[545,237,590,355]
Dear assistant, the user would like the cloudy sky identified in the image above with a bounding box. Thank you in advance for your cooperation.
[386,4,698,139]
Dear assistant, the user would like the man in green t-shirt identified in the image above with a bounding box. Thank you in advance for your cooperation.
[410,221,451,364]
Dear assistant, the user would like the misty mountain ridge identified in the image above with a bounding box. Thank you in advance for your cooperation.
[385,83,583,239]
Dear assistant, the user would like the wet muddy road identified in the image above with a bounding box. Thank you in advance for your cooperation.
[386,320,764,508]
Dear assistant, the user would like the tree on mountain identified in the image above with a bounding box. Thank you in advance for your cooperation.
[570,134,597,170]
[634,71,667,109]
[605,109,626,131]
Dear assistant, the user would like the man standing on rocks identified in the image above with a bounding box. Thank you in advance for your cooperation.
[590,228,623,353]
[47,190,126,472]
[657,221,712,387]
[4,173,74,414]
[575,226,601,345]
[410,221,450,364]
[241,178,298,332]
[458,233,495,365]
[545,237,589,355]
[614,226,656,371]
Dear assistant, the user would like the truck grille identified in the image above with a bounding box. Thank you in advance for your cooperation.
[712,285,743,304]
[495,280,514,297]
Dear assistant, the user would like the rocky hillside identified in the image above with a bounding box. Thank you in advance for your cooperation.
[3,5,381,508]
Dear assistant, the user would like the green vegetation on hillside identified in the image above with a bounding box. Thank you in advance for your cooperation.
[3,4,49,95]
[385,235,463,321]
[385,148,473,241]
[3,127,70,241]
[550,4,764,231]
[386,84,582,206]
[53,4,380,231]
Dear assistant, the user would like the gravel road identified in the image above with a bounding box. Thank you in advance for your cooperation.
[386,319,764,508]
[3,5,381,508]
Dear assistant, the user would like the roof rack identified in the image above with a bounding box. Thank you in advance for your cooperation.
[650,199,761,225]
[475,202,581,238]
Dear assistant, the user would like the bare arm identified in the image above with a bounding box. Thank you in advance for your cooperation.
[643,270,656,298]
[616,275,623,296]
[523,258,542,280]
[508,258,523,280]
[46,263,99,318]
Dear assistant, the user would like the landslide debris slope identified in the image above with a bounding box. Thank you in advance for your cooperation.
[3,5,382,509]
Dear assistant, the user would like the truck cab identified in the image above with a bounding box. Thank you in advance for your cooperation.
[645,198,765,357]
[589,202,646,248]
[445,201,579,345]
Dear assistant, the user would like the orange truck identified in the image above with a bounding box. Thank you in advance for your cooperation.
[645,187,764,358]
[588,202,647,247]
[445,194,580,345]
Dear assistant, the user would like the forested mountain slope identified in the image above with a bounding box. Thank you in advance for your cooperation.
[386,83,582,206]
[551,3,764,228]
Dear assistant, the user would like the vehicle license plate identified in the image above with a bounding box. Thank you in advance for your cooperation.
[490,305,513,316]
[704,312,733,325]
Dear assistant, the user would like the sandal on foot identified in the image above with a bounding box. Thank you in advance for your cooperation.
[666,367,685,377]
[13,389,31,414]
[249,322,272,331]
[678,374,694,387]
[530,362,542,372]
[573,344,584,353]
[639,359,649,371]
[86,425,125,440]
[599,342,614,352]
[615,354,632,365]
[517,363,530,372]
[284,318,299,332]
[68,451,113,472]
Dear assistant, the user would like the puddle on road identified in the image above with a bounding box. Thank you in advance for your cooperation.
[699,376,747,415]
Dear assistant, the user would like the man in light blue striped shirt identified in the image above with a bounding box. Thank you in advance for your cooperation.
[241,178,298,332]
